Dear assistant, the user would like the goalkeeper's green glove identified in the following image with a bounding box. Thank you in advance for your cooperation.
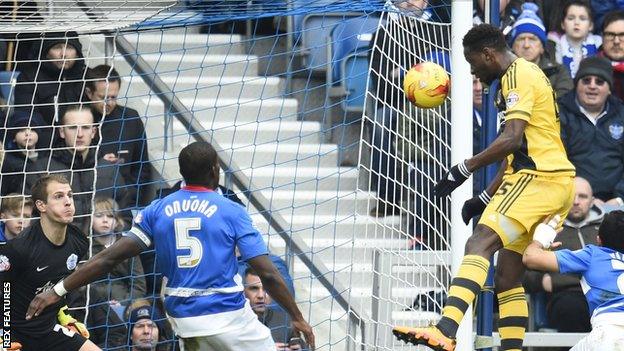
[0,337,22,351]
[57,305,90,338]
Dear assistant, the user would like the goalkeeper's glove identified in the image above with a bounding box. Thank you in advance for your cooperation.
[57,305,90,338]
[532,215,562,249]
[434,160,472,197]
[0,338,21,351]
[461,190,491,225]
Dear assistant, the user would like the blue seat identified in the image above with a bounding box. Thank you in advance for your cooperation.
[529,292,550,330]
[297,10,363,71]
[0,70,20,106]
[327,16,380,112]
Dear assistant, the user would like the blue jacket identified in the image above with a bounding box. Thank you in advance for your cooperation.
[559,91,624,200]
[591,0,624,33]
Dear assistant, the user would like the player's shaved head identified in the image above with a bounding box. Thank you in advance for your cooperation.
[598,210,624,253]
[178,141,220,189]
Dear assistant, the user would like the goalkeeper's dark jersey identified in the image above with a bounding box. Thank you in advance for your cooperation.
[0,220,87,336]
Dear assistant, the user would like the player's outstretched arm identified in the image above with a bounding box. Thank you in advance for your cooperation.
[522,216,562,272]
[248,255,315,350]
[435,119,526,197]
[465,119,527,172]
[26,237,143,320]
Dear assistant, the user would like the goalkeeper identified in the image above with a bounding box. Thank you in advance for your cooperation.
[393,23,576,351]
[0,174,100,351]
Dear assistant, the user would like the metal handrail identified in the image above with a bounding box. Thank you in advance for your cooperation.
[109,31,368,349]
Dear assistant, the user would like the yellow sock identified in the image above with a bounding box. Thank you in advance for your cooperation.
[436,255,489,337]
[497,287,528,351]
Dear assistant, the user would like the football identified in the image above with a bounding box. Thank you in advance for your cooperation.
[403,61,450,108]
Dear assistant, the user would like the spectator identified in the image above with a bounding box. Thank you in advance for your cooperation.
[244,267,305,351]
[548,0,601,78]
[559,56,624,205]
[0,193,32,241]
[591,0,624,34]
[523,177,597,335]
[473,0,521,34]
[511,2,574,97]
[26,105,127,229]
[125,301,175,351]
[85,65,151,207]
[600,9,624,100]
[90,196,145,304]
[66,285,128,350]
[13,31,87,149]
[1,110,45,195]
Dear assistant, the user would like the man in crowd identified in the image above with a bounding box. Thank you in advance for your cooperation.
[559,57,624,206]
[25,105,127,229]
[128,305,163,351]
[600,9,624,100]
[510,2,573,97]
[244,267,304,351]
[84,65,151,207]
[0,174,99,351]
[523,177,598,335]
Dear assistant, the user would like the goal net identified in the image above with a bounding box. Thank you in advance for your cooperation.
[0,0,463,350]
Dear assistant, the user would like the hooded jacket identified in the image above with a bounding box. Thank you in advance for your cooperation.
[538,55,573,98]
[13,31,87,148]
[524,205,603,294]
[559,91,624,201]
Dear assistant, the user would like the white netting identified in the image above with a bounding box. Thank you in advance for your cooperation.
[358,8,453,350]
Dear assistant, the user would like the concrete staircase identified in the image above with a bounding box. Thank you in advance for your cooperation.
[83,29,448,350]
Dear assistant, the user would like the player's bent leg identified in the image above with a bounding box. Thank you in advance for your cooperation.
[495,249,528,351]
[77,340,101,351]
[393,224,503,350]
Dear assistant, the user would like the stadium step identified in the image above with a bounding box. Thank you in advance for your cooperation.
[144,97,298,122]
[123,75,284,100]
[118,33,247,55]
[250,214,405,240]
[239,166,359,191]
[119,53,260,76]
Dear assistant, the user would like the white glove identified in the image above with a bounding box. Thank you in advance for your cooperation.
[532,215,561,249]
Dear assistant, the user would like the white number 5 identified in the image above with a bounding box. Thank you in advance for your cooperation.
[175,218,203,268]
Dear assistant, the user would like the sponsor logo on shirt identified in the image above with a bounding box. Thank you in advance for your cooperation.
[66,254,78,270]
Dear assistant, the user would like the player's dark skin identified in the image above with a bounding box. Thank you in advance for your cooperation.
[460,45,529,292]
[26,174,316,349]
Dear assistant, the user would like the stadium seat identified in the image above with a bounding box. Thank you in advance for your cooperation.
[327,16,381,112]
[0,70,20,106]
[528,292,551,331]
[298,11,363,71]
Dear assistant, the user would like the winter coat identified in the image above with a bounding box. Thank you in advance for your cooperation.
[93,104,151,206]
[13,31,87,148]
[1,149,41,195]
[538,55,574,98]
[89,236,146,303]
[559,92,624,201]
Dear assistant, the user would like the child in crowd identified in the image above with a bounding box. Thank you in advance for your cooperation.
[1,110,44,195]
[0,194,33,242]
[548,0,602,77]
[90,196,146,304]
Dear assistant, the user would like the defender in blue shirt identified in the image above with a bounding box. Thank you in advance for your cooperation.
[524,210,624,350]
[26,141,315,351]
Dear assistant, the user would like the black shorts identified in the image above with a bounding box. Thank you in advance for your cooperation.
[12,323,88,351]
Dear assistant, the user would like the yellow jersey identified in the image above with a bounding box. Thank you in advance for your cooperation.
[497,58,575,176]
